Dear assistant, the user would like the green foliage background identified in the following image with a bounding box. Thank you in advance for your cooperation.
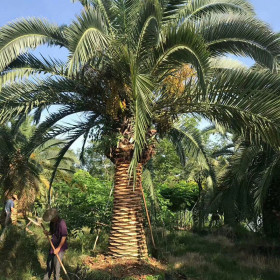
[52,170,113,232]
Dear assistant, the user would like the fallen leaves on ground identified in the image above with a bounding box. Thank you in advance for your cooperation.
[82,254,167,279]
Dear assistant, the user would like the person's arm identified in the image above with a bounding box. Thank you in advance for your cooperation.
[10,200,15,213]
[53,236,67,255]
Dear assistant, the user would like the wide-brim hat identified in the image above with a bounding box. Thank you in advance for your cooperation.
[43,208,58,222]
[12,194,18,200]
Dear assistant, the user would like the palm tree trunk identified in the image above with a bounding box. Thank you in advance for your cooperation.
[108,161,148,259]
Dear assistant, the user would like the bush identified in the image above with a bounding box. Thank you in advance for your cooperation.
[52,170,113,232]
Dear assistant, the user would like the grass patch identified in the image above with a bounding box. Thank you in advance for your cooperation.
[155,229,280,280]
[0,226,42,280]
[1,224,280,279]
[0,224,110,280]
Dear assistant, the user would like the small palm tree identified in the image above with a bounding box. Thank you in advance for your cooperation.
[0,0,280,258]
[0,118,78,219]
[33,139,79,203]
[0,120,42,220]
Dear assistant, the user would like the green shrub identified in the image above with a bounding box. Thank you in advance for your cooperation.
[52,170,113,233]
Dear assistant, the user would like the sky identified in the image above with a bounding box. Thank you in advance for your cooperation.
[0,0,279,61]
[0,0,279,31]
[0,0,279,150]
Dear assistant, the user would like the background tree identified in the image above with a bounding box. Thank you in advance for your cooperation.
[0,119,42,220]
[0,117,79,222]
[214,136,280,236]
[81,142,114,181]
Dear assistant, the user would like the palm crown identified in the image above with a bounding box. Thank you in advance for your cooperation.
[0,0,280,258]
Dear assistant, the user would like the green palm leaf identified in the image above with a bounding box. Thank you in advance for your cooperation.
[174,0,255,21]
[66,7,109,73]
[0,18,66,71]
[197,13,280,69]
[153,24,209,91]
[168,122,216,186]
[171,68,280,147]
[0,53,68,89]
[129,72,153,179]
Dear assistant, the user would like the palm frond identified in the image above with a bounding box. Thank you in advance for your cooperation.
[28,110,99,156]
[173,0,255,22]
[0,53,68,89]
[172,68,280,148]
[153,24,209,91]
[129,73,154,180]
[71,0,92,7]
[0,18,66,71]
[168,123,214,179]
[66,7,109,73]
[197,13,280,69]
[93,0,114,33]
[211,144,234,158]
[200,123,227,135]
[45,116,97,203]
[0,78,76,123]
[133,0,162,54]
[209,57,247,70]
[136,16,159,60]
[110,0,141,36]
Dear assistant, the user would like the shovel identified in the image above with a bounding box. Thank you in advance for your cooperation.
[27,217,70,280]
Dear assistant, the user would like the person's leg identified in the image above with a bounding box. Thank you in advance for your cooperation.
[54,251,65,280]
[4,212,11,227]
[0,227,6,242]
[43,253,54,280]
[0,213,11,241]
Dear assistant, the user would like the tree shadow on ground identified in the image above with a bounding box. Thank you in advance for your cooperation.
[0,226,42,280]
[157,230,280,280]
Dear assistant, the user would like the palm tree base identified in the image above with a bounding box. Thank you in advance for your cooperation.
[109,162,148,259]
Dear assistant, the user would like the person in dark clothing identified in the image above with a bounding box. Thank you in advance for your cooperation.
[4,194,18,226]
[43,208,68,280]
[0,194,18,242]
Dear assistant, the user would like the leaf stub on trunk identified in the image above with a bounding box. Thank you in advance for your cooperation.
[109,162,148,259]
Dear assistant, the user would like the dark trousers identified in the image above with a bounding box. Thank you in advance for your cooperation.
[0,212,12,242]
[43,251,65,280]
[4,212,11,226]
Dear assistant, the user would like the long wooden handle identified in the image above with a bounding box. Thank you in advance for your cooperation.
[41,223,70,279]
[140,183,156,249]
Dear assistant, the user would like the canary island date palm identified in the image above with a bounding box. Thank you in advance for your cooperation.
[1,0,280,259]
[0,121,42,217]
[0,118,78,222]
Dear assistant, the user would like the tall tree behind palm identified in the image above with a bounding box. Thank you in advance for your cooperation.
[0,0,280,258]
